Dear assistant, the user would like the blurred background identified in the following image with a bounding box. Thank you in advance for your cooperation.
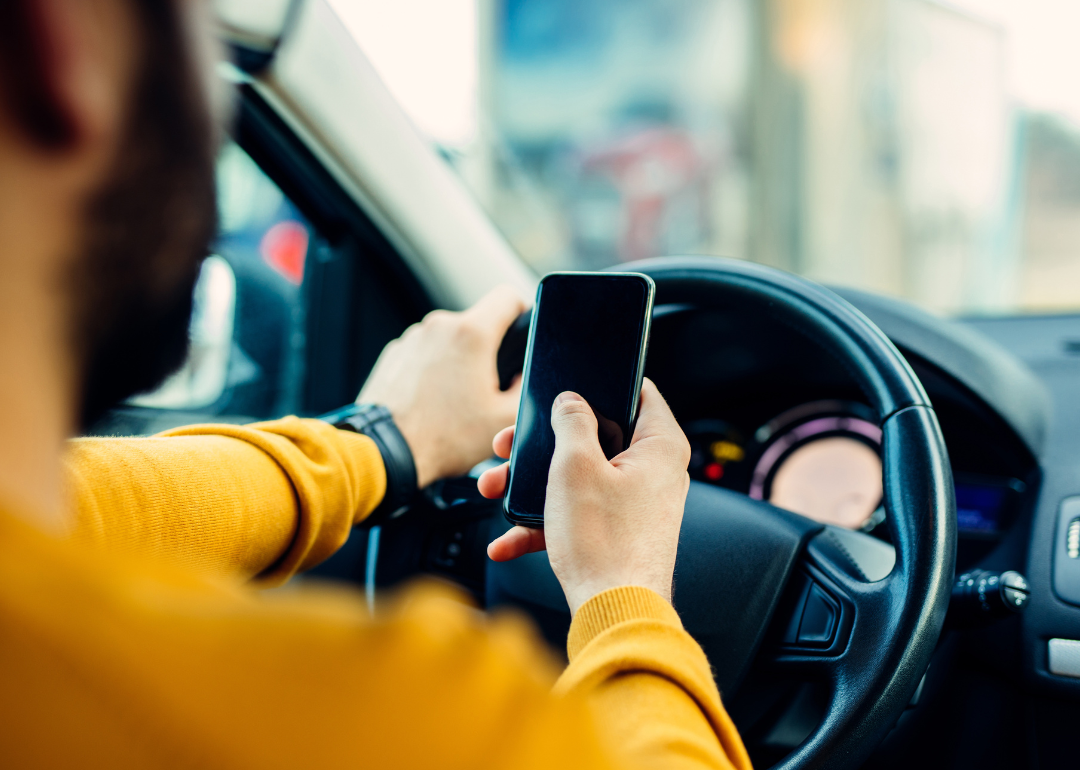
[328,0,1080,316]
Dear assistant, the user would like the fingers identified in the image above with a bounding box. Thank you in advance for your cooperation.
[465,285,528,340]
[550,392,606,469]
[492,425,515,459]
[487,526,546,562]
[477,461,509,498]
[477,424,514,498]
[628,378,682,444]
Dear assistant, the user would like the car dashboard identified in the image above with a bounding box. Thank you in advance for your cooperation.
[646,293,1042,578]
[353,282,1079,768]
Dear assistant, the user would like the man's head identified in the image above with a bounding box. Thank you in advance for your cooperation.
[0,0,220,430]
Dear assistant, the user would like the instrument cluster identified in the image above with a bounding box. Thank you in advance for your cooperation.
[685,400,1023,536]
[686,400,886,531]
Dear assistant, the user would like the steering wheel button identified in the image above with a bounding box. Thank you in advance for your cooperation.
[780,577,813,645]
[797,583,840,646]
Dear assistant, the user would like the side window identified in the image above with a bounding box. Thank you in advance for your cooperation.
[129,142,317,421]
[92,92,432,439]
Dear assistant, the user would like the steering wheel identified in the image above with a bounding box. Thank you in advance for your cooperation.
[486,257,957,770]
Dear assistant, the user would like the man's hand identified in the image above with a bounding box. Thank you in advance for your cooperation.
[478,379,691,614]
[358,286,526,489]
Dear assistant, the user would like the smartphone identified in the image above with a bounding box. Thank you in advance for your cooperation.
[503,272,655,528]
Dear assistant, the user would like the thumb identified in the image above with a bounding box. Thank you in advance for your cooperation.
[550,392,607,468]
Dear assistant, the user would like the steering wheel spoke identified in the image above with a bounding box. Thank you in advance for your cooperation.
[673,483,823,694]
[764,531,896,678]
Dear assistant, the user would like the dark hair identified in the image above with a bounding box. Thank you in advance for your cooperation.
[74,0,219,428]
[0,0,219,429]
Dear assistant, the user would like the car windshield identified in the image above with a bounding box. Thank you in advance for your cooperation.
[330,0,1080,317]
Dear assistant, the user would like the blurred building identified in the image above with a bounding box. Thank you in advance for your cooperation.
[1017,116,1080,309]
[469,0,1022,314]
[332,0,1080,315]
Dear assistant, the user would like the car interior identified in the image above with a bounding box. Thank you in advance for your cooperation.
[90,1,1080,767]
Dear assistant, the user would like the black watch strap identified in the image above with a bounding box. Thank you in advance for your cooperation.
[320,403,417,525]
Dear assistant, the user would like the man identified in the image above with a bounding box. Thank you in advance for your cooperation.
[0,1,751,768]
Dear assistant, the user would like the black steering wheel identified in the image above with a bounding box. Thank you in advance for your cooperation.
[486,257,957,770]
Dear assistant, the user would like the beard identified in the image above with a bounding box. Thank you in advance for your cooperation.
[73,0,218,431]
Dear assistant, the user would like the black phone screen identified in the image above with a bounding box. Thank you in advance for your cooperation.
[504,272,654,526]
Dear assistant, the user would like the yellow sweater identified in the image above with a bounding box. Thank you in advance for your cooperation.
[0,416,750,769]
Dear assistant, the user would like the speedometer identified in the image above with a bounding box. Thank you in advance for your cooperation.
[749,401,884,531]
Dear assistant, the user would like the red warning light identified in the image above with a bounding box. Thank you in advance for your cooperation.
[260,220,308,285]
[704,462,724,481]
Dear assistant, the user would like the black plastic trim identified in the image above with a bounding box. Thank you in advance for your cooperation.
[233,86,434,413]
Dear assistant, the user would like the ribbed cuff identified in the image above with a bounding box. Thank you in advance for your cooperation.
[567,585,682,661]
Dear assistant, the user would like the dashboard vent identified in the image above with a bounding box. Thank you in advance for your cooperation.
[1069,517,1080,560]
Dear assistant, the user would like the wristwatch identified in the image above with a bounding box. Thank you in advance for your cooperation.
[319,403,417,525]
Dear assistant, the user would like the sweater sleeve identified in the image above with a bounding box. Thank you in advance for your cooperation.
[1,504,753,770]
[62,416,386,585]
[558,587,753,770]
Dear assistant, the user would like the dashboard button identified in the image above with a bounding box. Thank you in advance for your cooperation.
[1053,498,1080,607]
[1048,638,1080,679]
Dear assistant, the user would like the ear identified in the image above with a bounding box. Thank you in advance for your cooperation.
[0,0,76,147]
[0,0,133,152]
